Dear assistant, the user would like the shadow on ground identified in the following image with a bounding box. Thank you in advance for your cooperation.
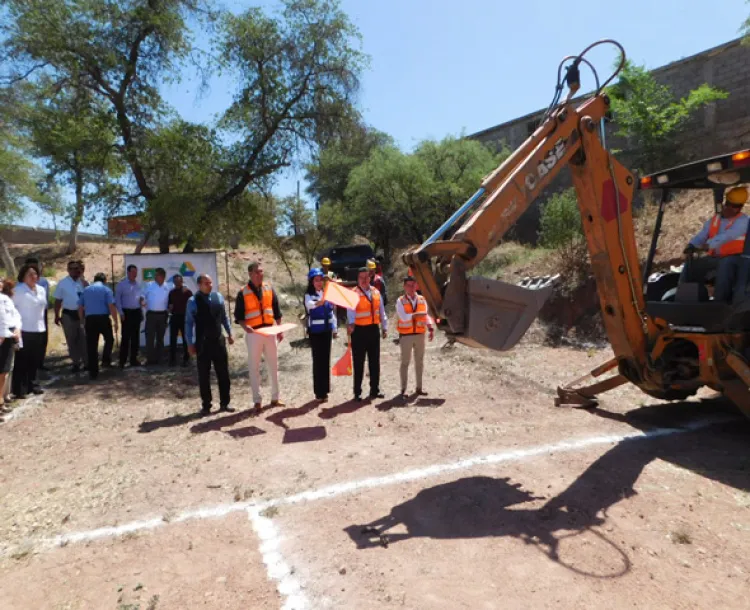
[346,398,750,579]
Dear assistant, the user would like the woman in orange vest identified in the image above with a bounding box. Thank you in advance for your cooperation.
[396,276,434,398]
[682,186,748,301]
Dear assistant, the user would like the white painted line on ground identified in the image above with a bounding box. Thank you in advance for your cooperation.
[3,412,732,560]
[249,508,309,610]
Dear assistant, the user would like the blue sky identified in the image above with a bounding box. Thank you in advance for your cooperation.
[23,0,750,233]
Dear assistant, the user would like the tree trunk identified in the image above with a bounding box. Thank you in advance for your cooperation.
[182,235,196,253]
[66,164,85,254]
[134,228,153,254]
[0,233,16,278]
[158,231,170,253]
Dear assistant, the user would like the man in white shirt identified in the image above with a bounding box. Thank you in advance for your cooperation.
[142,267,170,365]
[54,260,88,372]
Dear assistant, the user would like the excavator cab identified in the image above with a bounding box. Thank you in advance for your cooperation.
[640,149,750,333]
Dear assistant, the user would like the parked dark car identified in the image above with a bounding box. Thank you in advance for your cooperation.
[323,244,376,285]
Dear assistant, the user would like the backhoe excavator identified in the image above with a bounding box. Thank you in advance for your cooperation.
[403,40,750,418]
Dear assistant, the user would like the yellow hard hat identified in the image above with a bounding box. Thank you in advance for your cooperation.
[367,260,376,270]
[726,186,748,205]
[321,257,331,266]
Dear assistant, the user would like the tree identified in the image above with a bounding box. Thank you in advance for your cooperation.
[3,0,366,251]
[322,137,505,264]
[305,119,393,210]
[606,60,728,173]
[25,80,123,253]
[742,1,750,44]
[0,87,42,274]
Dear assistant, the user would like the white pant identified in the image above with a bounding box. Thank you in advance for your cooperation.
[245,331,279,404]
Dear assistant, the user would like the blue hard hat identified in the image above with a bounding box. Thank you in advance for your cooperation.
[308,267,324,280]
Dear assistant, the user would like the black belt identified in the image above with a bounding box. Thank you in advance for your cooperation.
[123,307,141,313]
[147,310,168,315]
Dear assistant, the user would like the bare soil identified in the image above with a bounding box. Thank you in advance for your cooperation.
[2,312,750,608]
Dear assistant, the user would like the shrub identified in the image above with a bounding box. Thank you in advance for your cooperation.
[538,189,583,249]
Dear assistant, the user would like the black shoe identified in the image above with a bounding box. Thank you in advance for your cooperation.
[130,360,142,367]
[354,395,362,402]
[218,405,235,413]
[31,387,44,395]
[72,364,81,373]
[39,365,49,371]
[15,393,27,400]
[369,392,385,399]
[201,405,212,415]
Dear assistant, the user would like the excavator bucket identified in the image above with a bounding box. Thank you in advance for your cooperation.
[454,275,559,350]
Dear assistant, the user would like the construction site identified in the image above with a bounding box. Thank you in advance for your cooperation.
[2,3,750,608]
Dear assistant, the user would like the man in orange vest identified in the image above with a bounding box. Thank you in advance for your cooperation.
[396,276,434,398]
[347,266,388,401]
[234,261,285,411]
[682,186,749,301]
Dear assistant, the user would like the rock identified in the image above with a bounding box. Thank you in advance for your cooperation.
[339,566,347,575]
[216,576,227,583]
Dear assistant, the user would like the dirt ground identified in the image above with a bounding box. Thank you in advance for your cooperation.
[1,308,750,609]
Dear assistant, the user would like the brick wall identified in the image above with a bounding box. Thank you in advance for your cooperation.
[469,37,750,243]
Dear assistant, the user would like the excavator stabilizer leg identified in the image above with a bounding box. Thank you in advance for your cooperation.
[554,358,625,408]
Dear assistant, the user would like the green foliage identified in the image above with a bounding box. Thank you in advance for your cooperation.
[742,1,750,44]
[606,60,728,172]
[2,0,366,250]
[305,120,393,209]
[319,136,506,262]
[538,188,582,249]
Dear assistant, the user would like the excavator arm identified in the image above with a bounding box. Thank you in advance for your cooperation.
[403,42,659,387]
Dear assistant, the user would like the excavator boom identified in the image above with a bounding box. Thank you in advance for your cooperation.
[403,42,656,382]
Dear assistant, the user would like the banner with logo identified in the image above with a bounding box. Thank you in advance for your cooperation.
[122,252,220,347]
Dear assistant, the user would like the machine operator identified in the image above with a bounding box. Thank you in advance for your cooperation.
[682,186,749,302]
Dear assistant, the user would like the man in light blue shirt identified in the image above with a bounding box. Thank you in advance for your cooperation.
[185,274,234,414]
[54,260,88,372]
[115,264,144,367]
[78,272,119,380]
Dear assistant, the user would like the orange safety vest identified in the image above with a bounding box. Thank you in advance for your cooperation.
[354,286,381,326]
[242,283,275,328]
[397,294,428,335]
[707,214,745,257]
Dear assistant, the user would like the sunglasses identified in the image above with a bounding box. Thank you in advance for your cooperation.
[727,203,745,209]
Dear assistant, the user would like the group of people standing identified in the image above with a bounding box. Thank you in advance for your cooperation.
[304,260,435,403]
[0,252,437,417]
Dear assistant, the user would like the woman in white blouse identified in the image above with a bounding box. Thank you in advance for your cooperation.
[304,268,337,401]
[0,278,22,410]
[12,264,47,398]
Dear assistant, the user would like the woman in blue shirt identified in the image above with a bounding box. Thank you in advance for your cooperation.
[304,268,337,402]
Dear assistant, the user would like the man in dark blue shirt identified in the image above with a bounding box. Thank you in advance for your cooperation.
[78,272,119,380]
[185,273,234,415]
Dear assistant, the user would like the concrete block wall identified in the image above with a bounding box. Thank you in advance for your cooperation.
[469,38,750,243]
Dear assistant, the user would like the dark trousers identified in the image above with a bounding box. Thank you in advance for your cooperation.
[351,324,380,398]
[120,308,142,366]
[310,330,332,399]
[85,315,114,379]
[12,331,45,396]
[40,308,48,368]
[169,313,189,364]
[145,311,167,364]
[197,337,230,409]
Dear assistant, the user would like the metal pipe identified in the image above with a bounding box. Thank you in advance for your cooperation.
[422,187,485,247]
[642,189,669,288]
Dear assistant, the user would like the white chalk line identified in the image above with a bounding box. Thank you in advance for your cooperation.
[249,507,309,610]
[3,412,733,559]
